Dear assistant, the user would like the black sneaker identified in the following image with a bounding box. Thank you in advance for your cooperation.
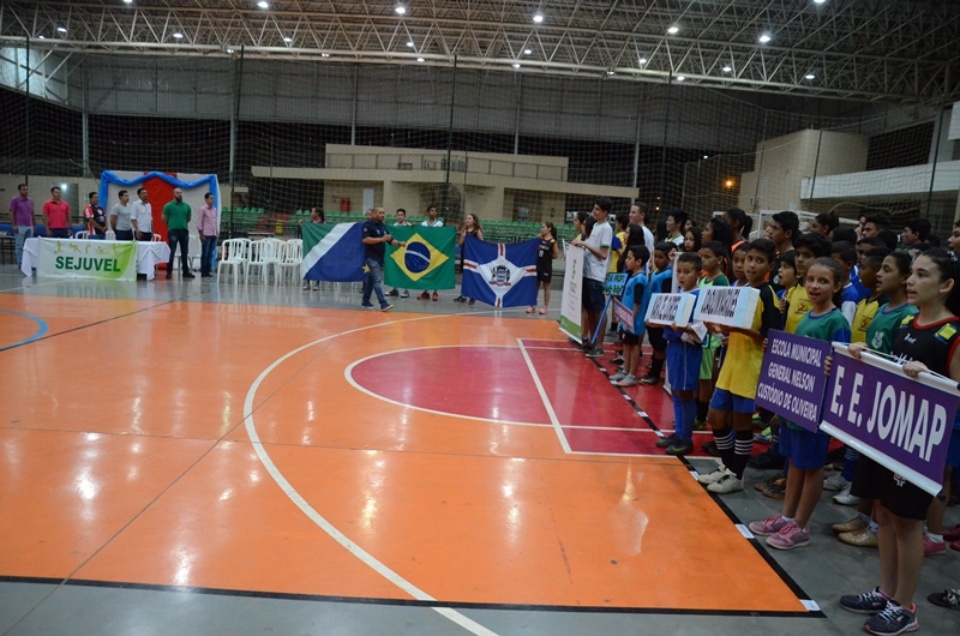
[666,440,694,456]
[585,347,604,358]
[638,373,660,385]
[388,289,399,297]
[701,440,720,457]
[748,448,785,470]
[655,433,680,448]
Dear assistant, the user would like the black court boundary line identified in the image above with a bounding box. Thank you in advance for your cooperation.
[578,352,826,620]
[0,290,210,353]
[0,576,818,618]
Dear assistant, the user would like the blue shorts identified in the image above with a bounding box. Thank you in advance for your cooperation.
[947,428,960,468]
[666,341,702,392]
[779,424,830,470]
[582,278,605,311]
[709,388,755,414]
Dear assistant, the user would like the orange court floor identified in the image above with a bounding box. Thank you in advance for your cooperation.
[1,274,958,636]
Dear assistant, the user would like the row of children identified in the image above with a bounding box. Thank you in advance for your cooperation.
[599,206,958,635]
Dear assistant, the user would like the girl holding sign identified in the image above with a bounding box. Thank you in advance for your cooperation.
[748,257,851,550]
[840,248,960,636]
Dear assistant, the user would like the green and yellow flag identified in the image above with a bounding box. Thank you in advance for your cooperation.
[384,226,456,290]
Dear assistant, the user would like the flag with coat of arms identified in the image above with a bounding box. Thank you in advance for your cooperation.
[384,226,457,290]
[461,235,539,307]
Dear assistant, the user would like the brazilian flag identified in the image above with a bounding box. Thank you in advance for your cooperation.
[384,225,456,290]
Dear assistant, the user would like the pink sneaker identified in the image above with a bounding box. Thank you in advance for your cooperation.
[765,522,810,550]
[749,514,790,536]
[526,306,535,314]
[539,306,548,315]
[923,534,946,556]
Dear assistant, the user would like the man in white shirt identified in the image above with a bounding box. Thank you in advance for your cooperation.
[110,190,134,240]
[571,197,612,357]
[665,208,687,247]
[418,205,443,302]
[131,187,153,241]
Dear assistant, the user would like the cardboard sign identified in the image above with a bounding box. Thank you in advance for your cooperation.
[613,298,634,328]
[644,293,695,327]
[559,243,584,342]
[820,345,960,496]
[694,285,759,329]
[755,330,833,432]
[604,272,628,296]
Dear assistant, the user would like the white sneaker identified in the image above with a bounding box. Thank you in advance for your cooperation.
[615,374,638,387]
[833,483,860,506]
[609,372,627,383]
[301,281,310,290]
[697,465,731,485]
[400,290,409,298]
[824,472,851,492]
[708,473,745,494]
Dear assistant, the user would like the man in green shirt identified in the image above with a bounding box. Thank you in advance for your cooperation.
[162,188,195,280]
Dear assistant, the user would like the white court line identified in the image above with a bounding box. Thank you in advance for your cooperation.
[243,314,499,636]
[516,337,572,454]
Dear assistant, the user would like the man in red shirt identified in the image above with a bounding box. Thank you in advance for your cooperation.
[42,186,72,238]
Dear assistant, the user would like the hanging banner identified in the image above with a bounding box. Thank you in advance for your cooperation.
[559,243,584,342]
[694,285,759,329]
[820,345,960,496]
[36,238,137,281]
[755,330,833,432]
[644,293,696,327]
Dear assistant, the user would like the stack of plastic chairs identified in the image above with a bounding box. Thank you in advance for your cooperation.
[247,238,282,283]
[218,238,249,284]
[274,239,303,286]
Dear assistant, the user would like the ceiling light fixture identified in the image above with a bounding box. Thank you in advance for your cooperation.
[417,57,425,62]
[667,25,679,35]
[226,47,235,54]
[257,1,269,9]
[283,36,292,43]
[57,26,67,34]
[173,32,184,39]
[395,5,406,15]
[606,70,615,75]
[123,0,133,4]
[805,72,816,80]
[758,33,771,43]
[722,65,732,72]
[533,13,544,24]
[321,52,330,57]
[638,57,647,65]
[512,63,521,68]
[524,48,532,55]
[406,41,414,47]
[676,75,686,81]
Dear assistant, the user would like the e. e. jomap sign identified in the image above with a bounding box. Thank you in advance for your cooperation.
[821,346,960,496]
[755,330,832,433]
[37,238,137,281]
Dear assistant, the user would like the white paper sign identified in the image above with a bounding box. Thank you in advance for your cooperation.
[645,293,696,327]
[694,286,759,329]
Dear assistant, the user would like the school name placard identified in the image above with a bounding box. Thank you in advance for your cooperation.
[644,293,695,327]
[693,285,758,329]
[820,346,960,496]
[755,330,832,432]
[37,238,137,281]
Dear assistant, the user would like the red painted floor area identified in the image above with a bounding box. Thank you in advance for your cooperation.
[350,341,728,458]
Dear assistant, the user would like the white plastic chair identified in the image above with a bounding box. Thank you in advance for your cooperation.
[105,230,116,241]
[74,231,90,240]
[275,240,303,286]
[246,238,281,283]
[218,238,249,284]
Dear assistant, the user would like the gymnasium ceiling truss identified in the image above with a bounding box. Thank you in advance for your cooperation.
[1,0,959,104]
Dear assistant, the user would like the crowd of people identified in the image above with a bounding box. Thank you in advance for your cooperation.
[567,199,960,634]
[8,183,221,279]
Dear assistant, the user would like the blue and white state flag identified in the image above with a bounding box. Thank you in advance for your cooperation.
[461,235,538,308]
[301,222,366,282]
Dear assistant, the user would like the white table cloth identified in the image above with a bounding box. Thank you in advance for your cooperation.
[21,238,171,281]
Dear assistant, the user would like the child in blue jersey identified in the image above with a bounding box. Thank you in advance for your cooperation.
[639,242,676,384]
[832,241,861,326]
[654,252,704,455]
[748,257,851,550]
[609,246,650,387]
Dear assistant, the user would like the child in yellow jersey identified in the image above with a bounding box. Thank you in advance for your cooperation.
[698,239,783,494]
[850,248,890,343]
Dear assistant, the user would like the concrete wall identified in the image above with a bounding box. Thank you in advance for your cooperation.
[739,129,868,212]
